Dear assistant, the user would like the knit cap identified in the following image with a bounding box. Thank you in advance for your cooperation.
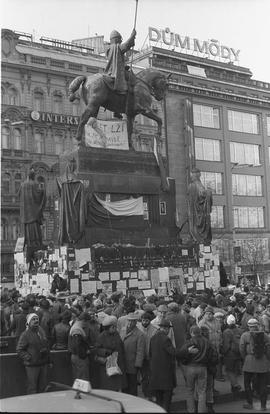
[226,314,236,325]
[26,313,38,326]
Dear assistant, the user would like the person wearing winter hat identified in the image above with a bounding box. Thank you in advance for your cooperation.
[199,305,224,382]
[151,304,176,347]
[222,314,242,394]
[16,313,51,394]
[95,314,125,391]
[240,318,270,410]
[137,312,158,400]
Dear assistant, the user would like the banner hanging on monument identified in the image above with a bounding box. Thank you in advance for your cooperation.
[85,119,129,150]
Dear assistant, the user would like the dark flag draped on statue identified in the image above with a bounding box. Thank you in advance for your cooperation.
[19,168,47,265]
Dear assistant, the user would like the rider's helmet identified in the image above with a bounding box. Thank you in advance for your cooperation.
[110,30,122,43]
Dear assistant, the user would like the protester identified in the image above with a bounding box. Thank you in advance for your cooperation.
[51,310,72,350]
[95,315,126,391]
[16,313,51,394]
[151,304,176,346]
[149,318,181,412]
[137,311,158,400]
[222,314,242,394]
[239,318,270,410]
[121,312,145,396]
[9,301,30,342]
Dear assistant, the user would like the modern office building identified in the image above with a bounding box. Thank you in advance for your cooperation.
[1,27,270,285]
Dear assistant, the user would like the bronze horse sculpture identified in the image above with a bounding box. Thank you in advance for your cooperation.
[68,68,170,149]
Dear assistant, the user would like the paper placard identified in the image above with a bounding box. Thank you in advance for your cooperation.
[60,246,67,256]
[15,237,24,253]
[70,278,80,293]
[143,289,156,297]
[129,279,138,288]
[117,280,127,290]
[187,282,194,289]
[198,272,204,282]
[110,272,120,281]
[81,280,96,294]
[122,271,130,279]
[81,273,89,281]
[158,267,169,283]
[96,281,103,290]
[130,271,138,279]
[196,282,205,291]
[75,248,91,267]
[138,269,148,280]
[99,272,110,282]
[138,280,151,289]
[150,268,160,289]
[204,245,211,253]
[188,268,193,276]
[182,249,188,256]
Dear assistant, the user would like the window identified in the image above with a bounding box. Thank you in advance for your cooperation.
[228,110,259,134]
[230,142,260,165]
[193,104,220,128]
[12,219,20,240]
[211,206,224,228]
[34,132,45,153]
[55,134,64,155]
[13,128,22,150]
[267,116,270,136]
[200,172,222,194]
[8,87,19,105]
[1,218,8,240]
[33,90,44,111]
[14,173,22,194]
[2,126,10,149]
[195,138,221,161]
[159,201,167,215]
[233,207,264,228]
[143,201,149,220]
[232,174,262,196]
[53,92,63,113]
[72,101,80,116]
[2,173,11,193]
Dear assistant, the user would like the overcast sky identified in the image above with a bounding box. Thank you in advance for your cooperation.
[1,0,270,82]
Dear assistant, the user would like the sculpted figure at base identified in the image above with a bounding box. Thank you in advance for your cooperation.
[187,168,213,245]
[19,168,46,266]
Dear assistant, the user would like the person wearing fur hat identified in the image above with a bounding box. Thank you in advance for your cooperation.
[16,313,51,394]
[222,314,242,394]
[95,315,126,391]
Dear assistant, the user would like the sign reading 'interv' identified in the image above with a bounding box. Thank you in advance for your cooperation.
[85,120,129,150]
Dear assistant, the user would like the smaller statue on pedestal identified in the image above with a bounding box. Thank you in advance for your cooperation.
[187,167,213,245]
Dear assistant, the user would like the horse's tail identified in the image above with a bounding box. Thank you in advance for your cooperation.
[68,76,86,102]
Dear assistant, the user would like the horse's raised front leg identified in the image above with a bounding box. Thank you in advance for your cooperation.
[76,105,99,146]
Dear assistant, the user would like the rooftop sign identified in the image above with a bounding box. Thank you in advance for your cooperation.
[149,27,240,62]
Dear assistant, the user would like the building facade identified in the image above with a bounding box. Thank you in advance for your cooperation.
[2,28,270,285]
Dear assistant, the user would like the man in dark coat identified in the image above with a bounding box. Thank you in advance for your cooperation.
[149,318,181,412]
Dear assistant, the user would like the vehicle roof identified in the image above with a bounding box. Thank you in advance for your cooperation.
[0,389,166,413]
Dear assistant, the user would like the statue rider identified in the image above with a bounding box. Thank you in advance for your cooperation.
[104,28,136,119]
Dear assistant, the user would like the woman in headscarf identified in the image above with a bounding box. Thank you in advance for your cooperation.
[95,315,126,391]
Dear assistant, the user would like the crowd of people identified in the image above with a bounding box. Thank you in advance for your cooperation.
[1,281,270,413]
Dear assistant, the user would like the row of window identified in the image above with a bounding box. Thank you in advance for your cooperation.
[193,104,270,136]
[200,172,263,196]
[195,137,260,165]
[2,127,74,154]
[1,87,81,115]
[2,173,45,195]
[211,206,264,229]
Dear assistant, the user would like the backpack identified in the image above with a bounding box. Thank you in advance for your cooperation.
[251,331,266,359]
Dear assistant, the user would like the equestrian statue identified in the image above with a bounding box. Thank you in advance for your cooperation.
[68,28,170,151]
